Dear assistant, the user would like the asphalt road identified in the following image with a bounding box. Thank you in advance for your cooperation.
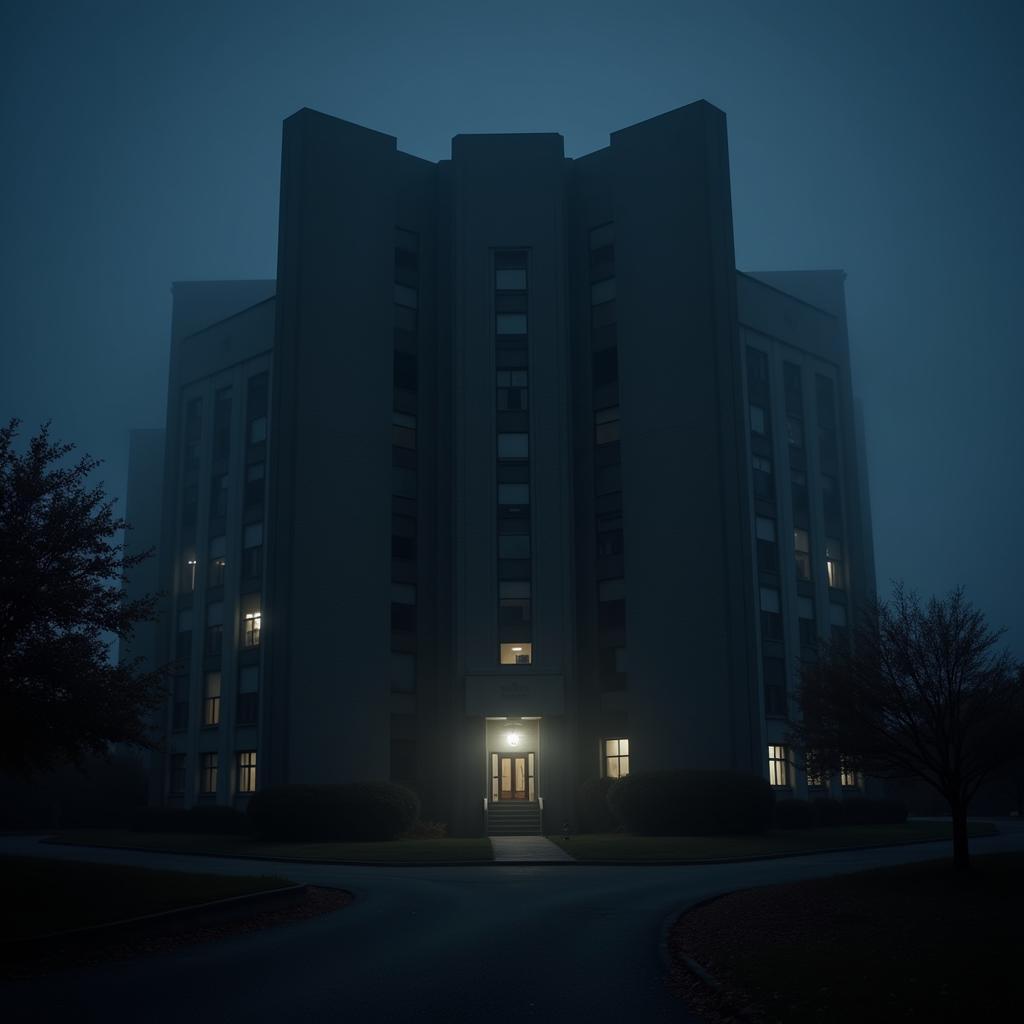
[3,823,1022,1024]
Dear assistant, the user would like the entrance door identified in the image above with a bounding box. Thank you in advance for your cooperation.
[494,753,535,801]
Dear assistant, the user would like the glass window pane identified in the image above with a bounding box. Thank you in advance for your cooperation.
[498,483,529,505]
[495,268,527,291]
[755,516,776,541]
[496,314,527,335]
[591,278,616,305]
[497,433,529,459]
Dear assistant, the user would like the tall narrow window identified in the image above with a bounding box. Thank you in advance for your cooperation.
[594,407,621,445]
[825,538,844,589]
[755,516,778,572]
[210,474,228,520]
[237,751,257,794]
[392,411,417,449]
[752,455,774,500]
[391,583,416,632]
[241,594,262,648]
[212,387,231,459]
[208,535,226,588]
[237,666,259,725]
[798,596,817,647]
[760,587,782,642]
[794,528,811,580]
[497,370,528,410]
[499,581,531,626]
[203,671,221,727]
[245,462,265,509]
[840,757,861,789]
[242,523,264,579]
[205,602,224,659]
[768,745,789,787]
[169,753,186,795]
[200,752,218,794]
[604,738,630,778]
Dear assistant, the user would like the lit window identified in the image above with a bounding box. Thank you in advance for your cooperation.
[756,516,777,572]
[497,433,529,460]
[604,738,630,778]
[594,406,620,445]
[840,757,861,789]
[495,268,527,291]
[760,586,782,641]
[794,528,811,580]
[237,751,257,794]
[392,411,417,449]
[826,538,844,589]
[243,610,262,648]
[768,745,789,787]
[203,672,221,727]
[749,404,767,435]
[499,642,532,665]
[200,752,218,794]
[496,313,527,335]
[591,278,616,305]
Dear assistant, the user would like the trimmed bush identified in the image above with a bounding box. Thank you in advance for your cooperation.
[607,770,774,836]
[247,783,420,841]
[130,805,249,835]
[774,798,815,829]
[810,798,845,827]
[577,776,618,833]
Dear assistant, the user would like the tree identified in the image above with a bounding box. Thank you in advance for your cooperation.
[0,420,165,778]
[790,584,1022,870]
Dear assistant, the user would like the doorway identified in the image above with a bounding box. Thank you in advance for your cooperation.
[491,751,536,801]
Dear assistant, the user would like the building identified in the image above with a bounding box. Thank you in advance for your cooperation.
[129,100,875,835]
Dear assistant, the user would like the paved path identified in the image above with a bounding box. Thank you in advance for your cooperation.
[490,835,574,861]
[2,823,1021,1024]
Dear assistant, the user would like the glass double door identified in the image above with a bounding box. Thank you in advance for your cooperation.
[491,751,536,801]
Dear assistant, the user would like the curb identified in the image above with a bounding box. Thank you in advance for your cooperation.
[36,826,999,868]
[2,883,310,956]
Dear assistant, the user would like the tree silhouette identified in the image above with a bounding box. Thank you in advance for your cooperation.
[0,420,165,778]
[791,584,1022,869]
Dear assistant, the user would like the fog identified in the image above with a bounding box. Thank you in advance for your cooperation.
[1,0,1020,654]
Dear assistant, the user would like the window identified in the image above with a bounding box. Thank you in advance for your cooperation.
[499,580,531,626]
[589,223,614,250]
[245,462,265,509]
[495,268,527,291]
[786,417,803,448]
[749,404,767,435]
[499,642,532,665]
[591,278,616,305]
[798,596,817,647]
[182,482,199,527]
[208,535,226,588]
[840,757,861,789]
[496,313,527,335]
[806,754,828,789]
[760,587,782,642]
[169,754,186,795]
[213,387,231,459]
[746,347,769,397]
[498,533,530,559]
[594,406,620,445]
[821,474,842,529]
[394,350,417,391]
[200,752,218,794]
[794,528,811,580]
[763,657,787,717]
[830,602,848,644]
[392,465,417,499]
[768,745,789,787]
[394,283,418,308]
[237,751,257,794]
[392,514,417,561]
[210,474,228,519]
[755,516,777,572]
[247,372,269,420]
[242,522,263,579]
[791,470,809,515]
[392,411,416,449]
[184,397,202,471]
[592,347,618,388]
[497,483,529,507]
[783,362,803,418]
[237,666,259,724]
[391,582,416,632]
[243,609,262,648]
[248,415,267,445]
[497,433,529,460]
[390,651,416,694]
[497,370,528,410]
[604,738,629,778]
[752,455,774,500]
[395,304,417,331]
[203,671,221,727]
[826,538,844,589]
[205,602,224,659]
[595,464,621,495]
[596,512,623,558]
[599,646,627,691]
[172,675,189,731]
[395,227,418,266]
[598,577,626,630]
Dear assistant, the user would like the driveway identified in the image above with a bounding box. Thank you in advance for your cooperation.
[2,823,1021,1024]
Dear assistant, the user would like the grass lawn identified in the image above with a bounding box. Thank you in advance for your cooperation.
[1,857,289,940]
[548,820,997,861]
[670,850,1024,1023]
[47,830,495,863]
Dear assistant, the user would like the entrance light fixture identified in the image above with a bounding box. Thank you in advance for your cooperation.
[505,731,522,747]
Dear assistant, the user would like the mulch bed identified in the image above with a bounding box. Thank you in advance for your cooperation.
[1,886,351,981]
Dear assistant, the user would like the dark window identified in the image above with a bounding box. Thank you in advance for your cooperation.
[821,474,842,530]
[391,583,416,633]
[499,581,531,626]
[756,516,778,572]
[760,587,782,642]
[200,752,218,794]
[242,523,263,579]
[596,512,623,558]
[395,227,418,271]
[791,470,809,515]
[205,602,224,660]
[172,675,189,731]
[212,387,231,459]
[598,578,626,630]
[245,462,265,509]
[247,373,269,419]
[746,347,770,401]
[392,465,417,499]
[498,533,530,559]
[783,362,803,418]
[183,397,202,472]
[595,406,620,445]
[392,411,416,449]
[391,651,416,694]
[786,417,804,448]
[210,474,228,520]
[237,666,259,724]
[595,463,621,495]
[497,433,529,460]
[763,657,787,717]
[752,455,774,500]
[392,514,417,561]
[794,528,811,580]
[394,351,417,391]
[798,596,817,647]
[390,714,417,782]
[497,370,528,410]
[599,646,627,691]
[592,346,618,388]
[182,482,198,528]
[169,754,186,795]
[208,535,226,588]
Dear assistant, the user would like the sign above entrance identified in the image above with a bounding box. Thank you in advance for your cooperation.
[465,674,565,715]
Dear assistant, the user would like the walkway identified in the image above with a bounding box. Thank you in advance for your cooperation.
[489,835,574,862]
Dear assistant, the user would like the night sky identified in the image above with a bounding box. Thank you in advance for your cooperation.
[2,1,1021,655]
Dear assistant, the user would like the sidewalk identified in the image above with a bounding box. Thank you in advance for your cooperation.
[490,836,575,862]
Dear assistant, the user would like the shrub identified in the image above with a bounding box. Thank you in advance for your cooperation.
[130,804,249,834]
[577,777,618,833]
[840,797,908,825]
[774,798,815,829]
[810,797,844,827]
[247,783,420,841]
[403,819,447,839]
[607,770,774,836]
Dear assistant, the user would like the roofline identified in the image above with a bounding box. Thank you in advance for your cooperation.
[736,270,838,319]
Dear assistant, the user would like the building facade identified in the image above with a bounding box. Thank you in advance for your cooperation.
[130,101,875,835]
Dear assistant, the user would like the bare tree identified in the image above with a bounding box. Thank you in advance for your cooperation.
[0,420,165,778]
[790,584,1022,869]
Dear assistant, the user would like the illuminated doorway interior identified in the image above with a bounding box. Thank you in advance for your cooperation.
[486,717,541,802]
[491,751,535,801]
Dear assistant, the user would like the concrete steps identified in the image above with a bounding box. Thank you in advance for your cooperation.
[486,800,542,836]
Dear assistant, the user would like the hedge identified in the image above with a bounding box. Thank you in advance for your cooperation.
[773,797,909,829]
[576,777,618,833]
[607,770,774,836]
[130,805,250,834]
[247,783,420,841]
